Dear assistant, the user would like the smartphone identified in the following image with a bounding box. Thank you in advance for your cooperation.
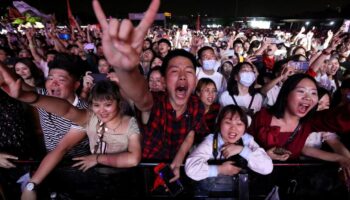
[91,73,107,83]
[255,55,263,62]
[273,147,289,155]
[266,37,280,44]
[158,165,184,197]
[58,33,71,40]
[343,20,350,33]
[288,61,309,72]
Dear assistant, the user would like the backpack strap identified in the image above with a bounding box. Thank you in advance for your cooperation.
[248,93,255,111]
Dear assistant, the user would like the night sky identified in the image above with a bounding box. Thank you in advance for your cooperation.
[4,0,350,23]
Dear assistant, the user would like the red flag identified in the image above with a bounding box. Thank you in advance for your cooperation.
[8,6,24,20]
[66,0,79,29]
[196,15,200,31]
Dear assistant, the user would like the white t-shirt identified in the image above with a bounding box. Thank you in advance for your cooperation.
[265,85,281,107]
[315,73,338,93]
[196,68,227,94]
[304,132,338,149]
[219,91,263,114]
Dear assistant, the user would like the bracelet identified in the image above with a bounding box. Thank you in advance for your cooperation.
[96,154,100,164]
[26,92,40,104]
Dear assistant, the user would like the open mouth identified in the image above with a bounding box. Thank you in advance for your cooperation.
[297,103,311,115]
[228,132,238,140]
[175,85,188,99]
[207,97,214,104]
[49,89,61,97]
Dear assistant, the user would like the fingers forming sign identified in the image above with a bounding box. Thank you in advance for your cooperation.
[92,0,160,71]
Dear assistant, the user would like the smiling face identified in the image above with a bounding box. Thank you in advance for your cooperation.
[286,78,318,118]
[197,83,217,109]
[45,69,79,102]
[326,58,340,76]
[91,99,119,124]
[220,112,246,144]
[15,62,32,80]
[149,70,165,92]
[165,56,196,109]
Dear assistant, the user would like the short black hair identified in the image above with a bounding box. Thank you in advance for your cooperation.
[147,66,163,80]
[157,38,171,48]
[317,86,331,100]
[216,105,248,133]
[48,53,84,81]
[269,73,318,121]
[232,39,244,48]
[160,49,198,76]
[88,80,128,116]
[195,78,217,94]
[197,46,214,60]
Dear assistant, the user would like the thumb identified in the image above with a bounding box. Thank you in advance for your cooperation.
[4,154,18,160]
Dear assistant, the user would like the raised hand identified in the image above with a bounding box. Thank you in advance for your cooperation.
[92,0,160,71]
[82,71,94,91]
[327,30,334,38]
[0,64,23,99]
[306,31,314,39]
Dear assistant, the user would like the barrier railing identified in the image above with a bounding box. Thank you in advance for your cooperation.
[0,160,348,199]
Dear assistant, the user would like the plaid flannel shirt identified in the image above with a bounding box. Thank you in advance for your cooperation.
[138,92,209,160]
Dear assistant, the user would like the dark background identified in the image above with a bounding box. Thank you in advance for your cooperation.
[1,0,350,23]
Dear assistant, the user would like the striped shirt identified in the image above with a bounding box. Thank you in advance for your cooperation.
[37,88,90,158]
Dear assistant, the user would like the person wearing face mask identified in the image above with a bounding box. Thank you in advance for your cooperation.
[196,46,226,96]
[219,62,263,123]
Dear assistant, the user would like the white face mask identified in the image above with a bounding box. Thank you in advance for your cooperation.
[202,59,216,71]
[239,71,256,87]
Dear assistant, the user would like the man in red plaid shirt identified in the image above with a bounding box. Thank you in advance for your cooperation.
[92,0,208,182]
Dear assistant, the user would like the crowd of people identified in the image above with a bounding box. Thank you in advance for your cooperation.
[1,0,350,199]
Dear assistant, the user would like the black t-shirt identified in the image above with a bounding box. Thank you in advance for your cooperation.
[0,90,34,158]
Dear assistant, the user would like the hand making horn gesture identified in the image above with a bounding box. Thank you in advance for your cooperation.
[92,0,160,71]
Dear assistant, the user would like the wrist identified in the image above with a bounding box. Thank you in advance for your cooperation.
[25,181,39,191]
[322,49,331,55]
[25,92,40,104]
[96,154,100,164]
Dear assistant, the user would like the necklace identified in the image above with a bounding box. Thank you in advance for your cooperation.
[105,118,123,133]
